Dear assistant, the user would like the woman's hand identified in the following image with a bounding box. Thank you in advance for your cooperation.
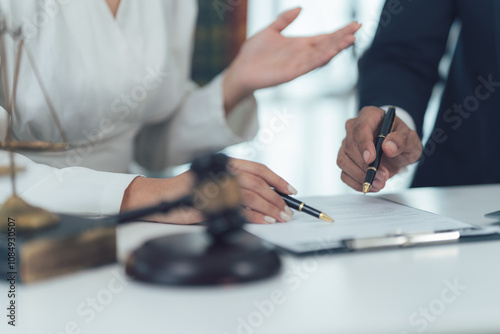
[223,7,361,112]
[228,158,296,224]
[120,171,202,224]
[120,158,297,225]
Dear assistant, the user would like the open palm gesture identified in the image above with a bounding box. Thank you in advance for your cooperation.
[224,7,361,106]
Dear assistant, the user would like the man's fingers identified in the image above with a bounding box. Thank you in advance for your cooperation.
[337,148,367,185]
[340,171,363,192]
[342,135,368,172]
[338,145,388,192]
[375,168,389,183]
[337,107,387,192]
[352,107,386,164]
[342,118,374,171]
[382,131,409,158]
[406,131,424,163]
[352,122,378,164]
[383,125,422,162]
[340,171,385,193]
[269,7,302,33]
[339,107,422,191]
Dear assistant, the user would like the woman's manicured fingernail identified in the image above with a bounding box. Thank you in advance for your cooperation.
[264,216,276,224]
[384,141,397,154]
[280,211,292,222]
[284,206,294,216]
[288,184,298,195]
[363,150,370,163]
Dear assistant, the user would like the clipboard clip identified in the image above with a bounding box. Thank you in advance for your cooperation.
[343,231,461,251]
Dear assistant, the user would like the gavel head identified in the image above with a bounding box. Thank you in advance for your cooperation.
[190,153,247,237]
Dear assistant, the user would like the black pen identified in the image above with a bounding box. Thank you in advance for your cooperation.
[274,189,334,222]
[363,106,396,194]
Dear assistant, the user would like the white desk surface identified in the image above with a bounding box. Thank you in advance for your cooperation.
[3,184,500,334]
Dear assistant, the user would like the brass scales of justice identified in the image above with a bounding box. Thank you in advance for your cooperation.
[0,11,69,232]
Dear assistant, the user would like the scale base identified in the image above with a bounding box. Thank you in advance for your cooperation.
[125,230,281,286]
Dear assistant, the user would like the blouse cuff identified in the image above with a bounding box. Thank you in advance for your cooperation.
[98,174,141,216]
[211,73,259,143]
[11,160,141,217]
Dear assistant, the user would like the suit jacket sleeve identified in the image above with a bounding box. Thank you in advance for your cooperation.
[358,0,456,136]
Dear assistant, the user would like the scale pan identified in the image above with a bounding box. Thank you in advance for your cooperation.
[0,166,25,176]
[0,195,60,233]
[0,141,69,152]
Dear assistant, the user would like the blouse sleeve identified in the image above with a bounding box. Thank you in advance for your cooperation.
[133,73,258,171]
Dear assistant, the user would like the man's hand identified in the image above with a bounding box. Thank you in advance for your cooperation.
[337,106,422,192]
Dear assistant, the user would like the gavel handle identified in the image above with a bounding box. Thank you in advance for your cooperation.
[101,196,194,226]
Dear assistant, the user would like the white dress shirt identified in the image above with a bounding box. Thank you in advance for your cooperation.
[0,0,258,215]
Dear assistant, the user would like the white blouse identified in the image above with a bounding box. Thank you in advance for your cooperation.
[0,0,258,215]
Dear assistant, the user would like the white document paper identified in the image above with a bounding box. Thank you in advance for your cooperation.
[244,195,474,253]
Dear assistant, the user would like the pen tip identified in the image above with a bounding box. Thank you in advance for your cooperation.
[319,213,334,223]
[362,183,371,194]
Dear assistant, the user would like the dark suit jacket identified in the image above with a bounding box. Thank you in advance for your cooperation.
[358,0,500,187]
